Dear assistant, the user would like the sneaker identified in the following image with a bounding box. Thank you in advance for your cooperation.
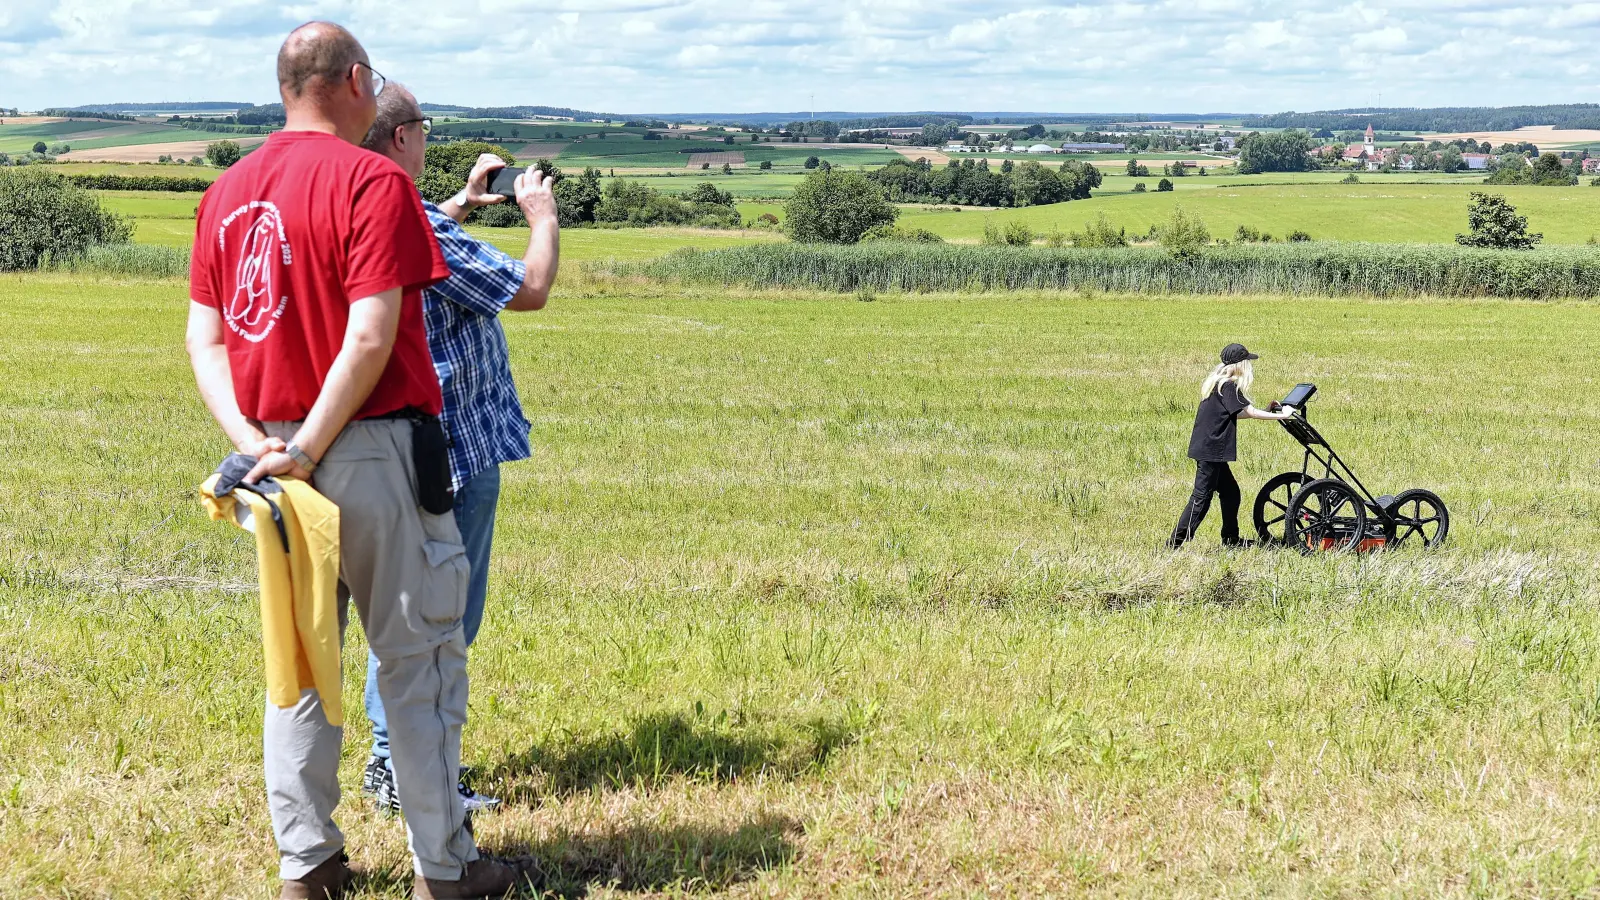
[360,754,388,797]
[372,763,499,815]
[373,761,402,815]
[413,857,535,900]
[458,766,502,813]
[279,851,354,900]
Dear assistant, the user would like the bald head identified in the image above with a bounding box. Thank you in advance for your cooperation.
[362,83,421,153]
[278,21,367,100]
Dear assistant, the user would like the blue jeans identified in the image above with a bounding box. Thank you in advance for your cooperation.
[366,464,501,761]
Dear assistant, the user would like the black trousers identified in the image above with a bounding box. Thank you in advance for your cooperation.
[1170,460,1241,547]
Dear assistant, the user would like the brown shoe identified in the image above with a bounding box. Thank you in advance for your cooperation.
[280,852,354,900]
[413,857,533,899]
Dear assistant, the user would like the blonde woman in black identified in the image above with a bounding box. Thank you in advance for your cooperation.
[1168,344,1298,549]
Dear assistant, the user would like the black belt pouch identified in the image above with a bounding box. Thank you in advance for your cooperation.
[408,412,456,515]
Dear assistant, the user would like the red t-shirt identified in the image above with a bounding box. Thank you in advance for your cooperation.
[189,130,449,421]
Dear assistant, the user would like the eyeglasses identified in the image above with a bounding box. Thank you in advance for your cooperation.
[399,117,432,135]
[353,60,386,97]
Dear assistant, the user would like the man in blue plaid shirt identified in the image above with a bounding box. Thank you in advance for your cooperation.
[360,86,561,818]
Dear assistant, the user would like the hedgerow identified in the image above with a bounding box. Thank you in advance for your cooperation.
[614,241,1600,299]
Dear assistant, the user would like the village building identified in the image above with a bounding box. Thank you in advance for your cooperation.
[1342,124,1382,171]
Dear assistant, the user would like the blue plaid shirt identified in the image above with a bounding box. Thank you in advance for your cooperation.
[421,201,532,491]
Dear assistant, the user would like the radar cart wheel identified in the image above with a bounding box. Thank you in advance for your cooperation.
[1286,478,1368,554]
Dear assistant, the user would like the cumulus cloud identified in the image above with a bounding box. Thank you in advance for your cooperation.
[1,0,1598,112]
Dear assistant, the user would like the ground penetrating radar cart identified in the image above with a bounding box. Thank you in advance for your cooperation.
[1252,383,1449,553]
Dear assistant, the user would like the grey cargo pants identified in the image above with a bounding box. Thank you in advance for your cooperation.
[262,418,477,881]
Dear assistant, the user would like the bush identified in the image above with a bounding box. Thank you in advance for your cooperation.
[1132,182,1147,193]
[31,141,46,154]
[620,240,1600,299]
[804,156,820,169]
[205,140,242,168]
[423,142,518,182]
[783,169,897,244]
[1004,220,1034,246]
[473,203,525,227]
[1071,213,1127,248]
[1234,225,1273,243]
[1287,230,1313,243]
[1157,206,1211,258]
[1456,192,1541,250]
[1342,173,1361,184]
[752,212,781,229]
[759,160,773,170]
[862,224,944,243]
[0,169,132,270]
[1157,178,1174,192]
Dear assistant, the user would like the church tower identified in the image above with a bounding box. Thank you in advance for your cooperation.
[1364,124,1375,157]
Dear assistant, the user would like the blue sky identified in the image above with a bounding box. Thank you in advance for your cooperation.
[2,1,1598,114]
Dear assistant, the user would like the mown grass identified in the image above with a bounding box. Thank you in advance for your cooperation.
[7,269,1600,896]
[900,182,1600,245]
[622,240,1600,299]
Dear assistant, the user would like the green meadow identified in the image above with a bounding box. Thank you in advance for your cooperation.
[8,262,1600,896]
[899,181,1600,245]
[0,120,203,153]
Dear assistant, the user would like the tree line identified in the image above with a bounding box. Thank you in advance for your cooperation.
[868,157,1102,207]
[1244,104,1600,133]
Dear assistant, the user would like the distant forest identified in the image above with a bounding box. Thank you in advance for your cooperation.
[1244,105,1600,132]
[421,104,615,122]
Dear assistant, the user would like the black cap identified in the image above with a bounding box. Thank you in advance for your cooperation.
[1221,343,1259,365]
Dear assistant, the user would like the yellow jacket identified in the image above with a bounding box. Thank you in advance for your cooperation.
[200,474,344,726]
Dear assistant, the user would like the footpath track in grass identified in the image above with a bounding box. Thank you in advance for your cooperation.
[7,273,1600,895]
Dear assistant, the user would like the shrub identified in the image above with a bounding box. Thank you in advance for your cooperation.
[31,141,46,154]
[1234,225,1273,243]
[1132,182,1147,193]
[804,156,820,169]
[784,169,897,244]
[1156,178,1174,192]
[1342,173,1361,184]
[205,140,242,168]
[423,141,518,182]
[759,160,773,170]
[1287,230,1313,243]
[0,168,132,270]
[1004,220,1034,246]
[861,224,944,243]
[1456,192,1541,250]
[1071,213,1127,248]
[752,212,781,229]
[473,203,525,227]
[1157,206,1211,258]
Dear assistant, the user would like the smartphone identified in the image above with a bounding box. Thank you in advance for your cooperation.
[484,165,525,198]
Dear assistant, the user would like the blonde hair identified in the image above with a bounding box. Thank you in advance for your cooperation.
[1200,359,1253,402]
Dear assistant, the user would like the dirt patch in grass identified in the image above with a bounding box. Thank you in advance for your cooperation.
[511,142,569,160]
[685,151,745,168]
[58,136,268,162]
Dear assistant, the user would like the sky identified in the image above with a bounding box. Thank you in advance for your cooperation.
[3,1,1599,115]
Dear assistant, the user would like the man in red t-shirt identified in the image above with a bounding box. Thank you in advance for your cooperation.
[185,22,526,900]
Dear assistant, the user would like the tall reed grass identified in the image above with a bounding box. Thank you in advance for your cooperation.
[616,241,1600,298]
[43,243,190,279]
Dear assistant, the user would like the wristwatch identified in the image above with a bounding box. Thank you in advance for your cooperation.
[285,442,318,474]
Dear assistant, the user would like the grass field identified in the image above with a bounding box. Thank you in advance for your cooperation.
[898,182,1600,245]
[0,120,208,154]
[8,266,1600,896]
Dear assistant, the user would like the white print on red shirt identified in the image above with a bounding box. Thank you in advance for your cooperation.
[218,201,294,343]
